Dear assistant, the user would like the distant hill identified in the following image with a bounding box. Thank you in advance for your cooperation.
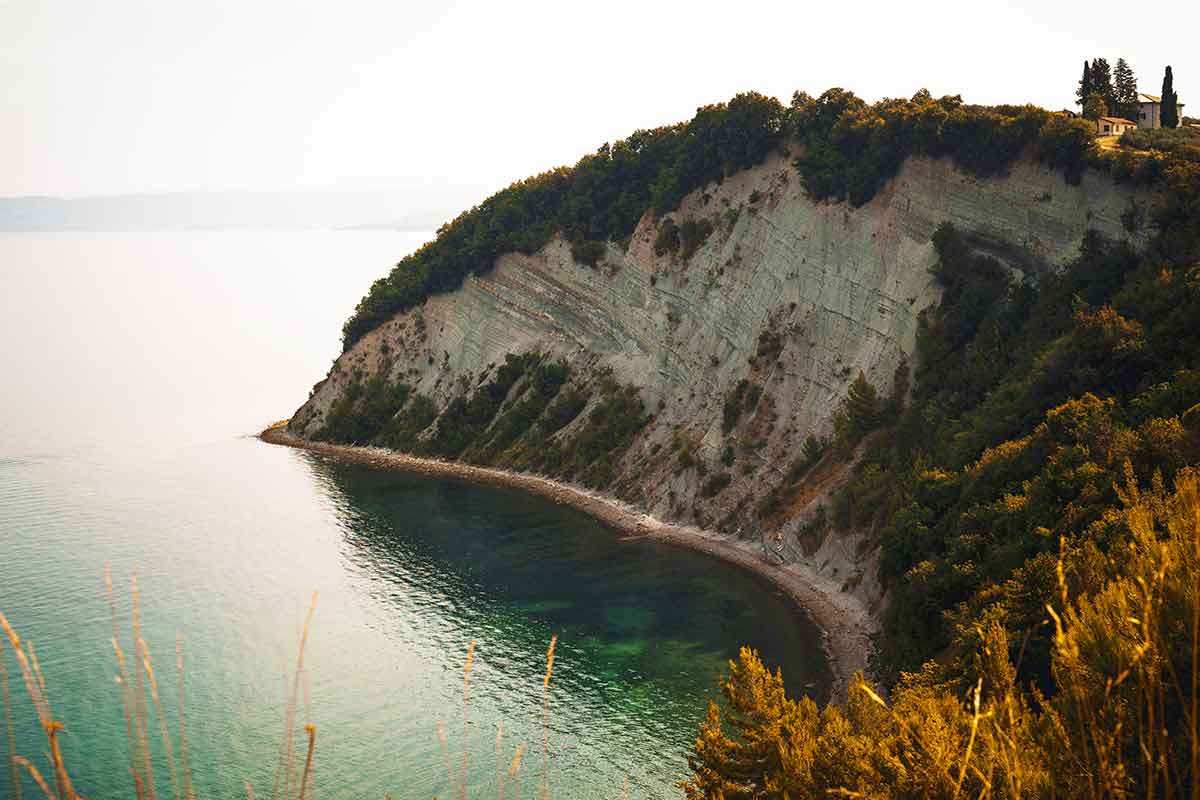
[0,191,468,231]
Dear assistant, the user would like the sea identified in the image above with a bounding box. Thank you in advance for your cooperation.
[0,230,828,798]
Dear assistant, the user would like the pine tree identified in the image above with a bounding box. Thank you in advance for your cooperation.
[846,372,881,440]
[1162,65,1179,128]
[1091,58,1117,114]
[1076,60,1093,107]
[1114,58,1138,115]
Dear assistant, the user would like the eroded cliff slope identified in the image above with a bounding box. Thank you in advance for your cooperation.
[287,148,1145,613]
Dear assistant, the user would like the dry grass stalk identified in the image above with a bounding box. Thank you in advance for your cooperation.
[541,635,556,800]
[542,637,556,690]
[45,719,77,800]
[508,743,525,800]
[175,636,194,800]
[0,612,79,800]
[495,722,504,800]
[272,591,317,800]
[298,724,316,800]
[107,567,144,800]
[139,638,181,800]
[2,636,23,800]
[130,574,157,800]
[13,755,52,800]
[27,643,46,695]
[0,613,51,726]
[110,638,143,800]
[458,640,475,800]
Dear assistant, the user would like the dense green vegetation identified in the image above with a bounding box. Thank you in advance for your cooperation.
[826,133,1200,691]
[314,356,650,491]
[687,468,1200,798]
[342,92,786,346]
[1118,125,1200,160]
[789,89,1093,205]
[341,88,1107,349]
[682,122,1200,799]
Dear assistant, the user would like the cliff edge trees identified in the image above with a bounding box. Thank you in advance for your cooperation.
[340,89,1099,348]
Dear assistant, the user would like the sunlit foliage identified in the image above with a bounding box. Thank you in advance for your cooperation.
[686,469,1200,799]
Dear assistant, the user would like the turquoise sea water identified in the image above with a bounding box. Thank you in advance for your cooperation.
[0,231,828,798]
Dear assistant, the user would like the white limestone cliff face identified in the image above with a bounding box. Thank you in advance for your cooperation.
[289,148,1146,615]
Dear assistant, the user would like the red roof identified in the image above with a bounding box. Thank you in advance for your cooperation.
[1099,117,1136,125]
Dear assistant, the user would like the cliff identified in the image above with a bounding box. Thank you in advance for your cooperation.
[284,145,1147,619]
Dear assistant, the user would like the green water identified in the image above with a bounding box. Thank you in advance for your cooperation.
[0,231,829,798]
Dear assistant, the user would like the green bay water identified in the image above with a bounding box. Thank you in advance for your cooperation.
[0,231,829,798]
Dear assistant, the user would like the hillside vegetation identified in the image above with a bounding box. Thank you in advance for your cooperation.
[340,89,1104,347]
[677,97,1200,796]
[686,470,1200,799]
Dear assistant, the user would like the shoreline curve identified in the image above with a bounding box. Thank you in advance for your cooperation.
[259,425,877,703]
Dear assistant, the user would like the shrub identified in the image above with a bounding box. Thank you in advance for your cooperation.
[539,387,588,436]
[563,386,650,487]
[754,329,783,362]
[570,239,606,267]
[678,218,715,261]
[1035,115,1096,184]
[701,472,732,498]
[654,218,681,256]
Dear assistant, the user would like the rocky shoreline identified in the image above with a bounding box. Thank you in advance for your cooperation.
[259,425,877,702]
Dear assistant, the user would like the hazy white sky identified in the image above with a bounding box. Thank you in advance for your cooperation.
[3,0,1196,200]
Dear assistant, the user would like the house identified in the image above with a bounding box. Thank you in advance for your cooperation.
[1137,93,1186,129]
[1098,116,1137,135]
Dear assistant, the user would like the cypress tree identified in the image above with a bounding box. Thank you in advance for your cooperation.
[1091,58,1117,114]
[1114,58,1138,115]
[1083,93,1108,121]
[1162,65,1179,128]
[1076,60,1093,107]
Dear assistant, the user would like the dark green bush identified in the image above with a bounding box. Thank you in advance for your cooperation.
[570,240,606,267]
[654,218,680,256]
[754,329,783,363]
[701,472,732,498]
[539,387,588,436]
[678,218,715,261]
[425,354,537,457]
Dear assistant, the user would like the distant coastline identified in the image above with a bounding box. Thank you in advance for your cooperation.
[259,425,877,702]
[0,191,464,232]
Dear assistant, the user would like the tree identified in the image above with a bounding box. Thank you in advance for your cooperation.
[846,372,882,440]
[1083,92,1108,121]
[1076,60,1093,107]
[1114,58,1138,115]
[1162,65,1180,128]
[1091,57,1117,113]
